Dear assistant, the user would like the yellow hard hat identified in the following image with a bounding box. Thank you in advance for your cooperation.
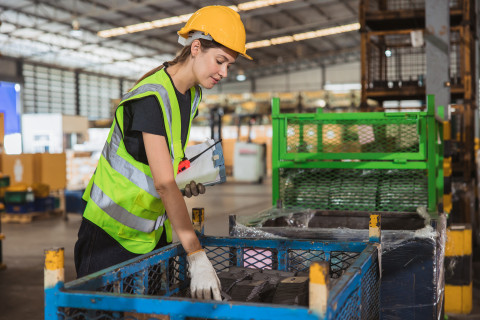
[178,6,252,60]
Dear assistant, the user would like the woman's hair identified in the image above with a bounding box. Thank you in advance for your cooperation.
[129,39,224,90]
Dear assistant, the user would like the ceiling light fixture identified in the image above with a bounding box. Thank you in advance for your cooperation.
[245,23,360,49]
[70,18,83,37]
[97,0,295,38]
[236,70,247,81]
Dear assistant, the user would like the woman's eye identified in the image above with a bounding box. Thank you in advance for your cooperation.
[216,60,222,65]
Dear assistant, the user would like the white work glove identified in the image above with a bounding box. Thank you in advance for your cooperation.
[187,249,222,301]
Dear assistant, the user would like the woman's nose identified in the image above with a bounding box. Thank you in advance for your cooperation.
[219,64,228,78]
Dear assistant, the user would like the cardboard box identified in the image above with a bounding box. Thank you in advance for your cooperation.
[222,139,236,174]
[34,153,67,190]
[2,154,36,186]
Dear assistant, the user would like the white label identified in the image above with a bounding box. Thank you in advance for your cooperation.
[13,159,23,183]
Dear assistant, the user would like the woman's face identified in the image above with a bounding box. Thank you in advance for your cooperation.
[193,44,237,89]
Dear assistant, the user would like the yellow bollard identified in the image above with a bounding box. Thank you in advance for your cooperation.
[44,248,64,289]
[44,248,64,319]
[192,207,205,234]
[445,224,472,314]
[369,214,381,242]
[309,261,329,317]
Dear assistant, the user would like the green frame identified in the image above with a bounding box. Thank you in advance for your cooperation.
[272,95,444,217]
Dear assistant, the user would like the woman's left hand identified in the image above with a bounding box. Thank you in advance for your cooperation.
[183,180,206,198]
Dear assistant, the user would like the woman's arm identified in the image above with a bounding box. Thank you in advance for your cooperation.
[143,132,202,254]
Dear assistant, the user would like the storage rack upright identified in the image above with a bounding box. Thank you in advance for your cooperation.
[359,0,479,232]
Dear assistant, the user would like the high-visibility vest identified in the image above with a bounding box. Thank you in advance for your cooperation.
[82,68,201,254]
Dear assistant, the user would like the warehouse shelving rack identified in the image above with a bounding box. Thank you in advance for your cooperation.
[359,0,477,183]
[271,94,444,217]
[360,0,466,31]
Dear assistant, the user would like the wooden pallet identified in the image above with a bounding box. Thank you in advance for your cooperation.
[1,209,64,224]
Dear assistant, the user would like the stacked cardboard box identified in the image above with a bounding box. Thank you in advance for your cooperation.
[66,151,98,190]
[1,153,66,190]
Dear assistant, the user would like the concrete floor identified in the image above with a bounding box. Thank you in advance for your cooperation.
[0,180,273,320]
[0,178,479,319]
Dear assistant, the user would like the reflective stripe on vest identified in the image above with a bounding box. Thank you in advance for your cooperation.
[90,182,166,233]
[120,83,201,159]
[122,83,177,160]
[101,122,160,199]
[89,80,201,233]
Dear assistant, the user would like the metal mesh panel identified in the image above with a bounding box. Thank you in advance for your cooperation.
[333,288,361,320]
[168,255,186,291]
[331,252,361,279]
[205,246,236,272]
[288,250,325,273]
[147,263,166,296]
[366,0,461,11]
[91,258,184,296]
[279,168,428,212]
[367,30,462,89]
[287,249,360,279]
[58,308,169,320]
[97,283,115,293]
[368,33,426,89]
[450,29,461,86]
[361,255,381,320]
[286,118,420,154]
[242,248,277,269]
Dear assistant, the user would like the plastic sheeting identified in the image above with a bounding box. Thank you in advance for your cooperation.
[231,208,446,320]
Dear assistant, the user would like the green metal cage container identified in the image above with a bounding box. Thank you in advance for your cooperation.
[272,95,444,217]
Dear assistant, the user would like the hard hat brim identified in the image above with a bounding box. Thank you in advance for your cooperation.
[241,52,253,60]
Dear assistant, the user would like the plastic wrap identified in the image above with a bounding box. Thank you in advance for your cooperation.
[236,207,316,228]
[230,208,447,319]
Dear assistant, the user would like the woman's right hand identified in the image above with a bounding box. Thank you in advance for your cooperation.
[187,249,221,300]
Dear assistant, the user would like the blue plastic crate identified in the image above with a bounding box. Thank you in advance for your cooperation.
[5,202,35,214]
[65,189,86,214]
[45,236,380,320]
[34,197,55,212]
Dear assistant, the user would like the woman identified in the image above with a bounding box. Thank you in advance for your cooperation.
[74,5,252,301]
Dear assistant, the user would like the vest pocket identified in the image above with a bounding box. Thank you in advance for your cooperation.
[117,224,155,242]
[117,191,161,242]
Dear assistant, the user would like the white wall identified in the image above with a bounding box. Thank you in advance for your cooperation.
[206,61,361,94]
[324,62,360,85]
[22,114,63,153]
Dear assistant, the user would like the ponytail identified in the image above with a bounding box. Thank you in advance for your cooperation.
[128,38,225,92]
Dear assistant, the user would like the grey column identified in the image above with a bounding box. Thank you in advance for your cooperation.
[425,0,450,118]
[321,65,326,90]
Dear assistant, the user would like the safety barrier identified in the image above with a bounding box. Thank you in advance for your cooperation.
[44,236,380,320]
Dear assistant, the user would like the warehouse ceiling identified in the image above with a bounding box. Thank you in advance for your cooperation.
[0,0,360,82]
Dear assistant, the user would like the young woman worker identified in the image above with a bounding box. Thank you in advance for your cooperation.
[74,5,252,301]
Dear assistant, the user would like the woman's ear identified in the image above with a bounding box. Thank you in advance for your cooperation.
[191,39,201,57]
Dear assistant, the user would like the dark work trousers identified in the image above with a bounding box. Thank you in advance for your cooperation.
[74,217,170,278]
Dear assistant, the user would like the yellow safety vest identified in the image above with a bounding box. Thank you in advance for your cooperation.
[82,68,201,254]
